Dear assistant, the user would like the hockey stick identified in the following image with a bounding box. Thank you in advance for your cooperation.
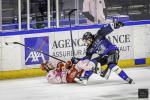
[68,9,77,58]
[5,42,66,63]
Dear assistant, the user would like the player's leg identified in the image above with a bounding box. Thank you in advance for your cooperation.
[96,56,109,78]
[107,50,134,84]
[83,56,111,79]
[74,59,96,85]
[74,70,93,85]
[92,56,111,79]
[66,64,82,83]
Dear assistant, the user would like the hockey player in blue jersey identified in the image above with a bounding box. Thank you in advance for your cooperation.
[73,22,134,85]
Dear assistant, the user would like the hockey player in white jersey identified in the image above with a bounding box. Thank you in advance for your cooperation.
[40,59,96,84]
[40,60,86,84]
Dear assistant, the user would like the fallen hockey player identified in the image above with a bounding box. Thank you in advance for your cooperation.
[40,60,95,84]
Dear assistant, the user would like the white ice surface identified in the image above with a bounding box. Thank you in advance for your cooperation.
[0,67,150,100]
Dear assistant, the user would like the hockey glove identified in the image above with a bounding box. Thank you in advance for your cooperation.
[71,57,80,64]
[114,22,124,29]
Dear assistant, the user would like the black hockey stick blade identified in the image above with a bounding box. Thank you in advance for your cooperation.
[68,9,77,16]
[13,42,22,44]
[5,42,8,45]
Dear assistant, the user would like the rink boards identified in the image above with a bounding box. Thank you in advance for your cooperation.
[0,20,150,79]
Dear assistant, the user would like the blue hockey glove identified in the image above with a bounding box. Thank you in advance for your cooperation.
[114,22,124,29]
[71,57,79,64]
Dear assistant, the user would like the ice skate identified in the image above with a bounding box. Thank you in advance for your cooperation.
[74,77,88,85]
[126,77,135,84]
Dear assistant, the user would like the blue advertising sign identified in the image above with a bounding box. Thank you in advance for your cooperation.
[25,36,49,65]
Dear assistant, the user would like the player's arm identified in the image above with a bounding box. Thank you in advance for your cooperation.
[71,49,93,64]
[71,53,92,64]
[82,12,94,22]
[102,0,107,18]
[95,22,124,39]
[82,52,93,60]
[82,0,94,22]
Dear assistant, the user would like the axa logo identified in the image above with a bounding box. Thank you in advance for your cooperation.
[25,36,49,65]
[25,51,45,63]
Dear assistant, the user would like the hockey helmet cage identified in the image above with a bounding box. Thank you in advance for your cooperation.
[82,32,93,41]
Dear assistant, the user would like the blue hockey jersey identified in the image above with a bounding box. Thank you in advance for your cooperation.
[84,24,119,60]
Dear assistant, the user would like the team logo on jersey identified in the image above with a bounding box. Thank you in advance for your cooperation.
[25,36,49,65]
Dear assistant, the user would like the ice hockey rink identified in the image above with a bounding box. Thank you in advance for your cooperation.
[0,67,150,100]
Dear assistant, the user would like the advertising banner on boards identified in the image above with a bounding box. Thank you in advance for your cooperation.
[25,36,49,65]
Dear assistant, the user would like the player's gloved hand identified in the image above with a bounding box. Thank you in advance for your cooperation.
[71,57,79,64]
[114,21,124,29]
